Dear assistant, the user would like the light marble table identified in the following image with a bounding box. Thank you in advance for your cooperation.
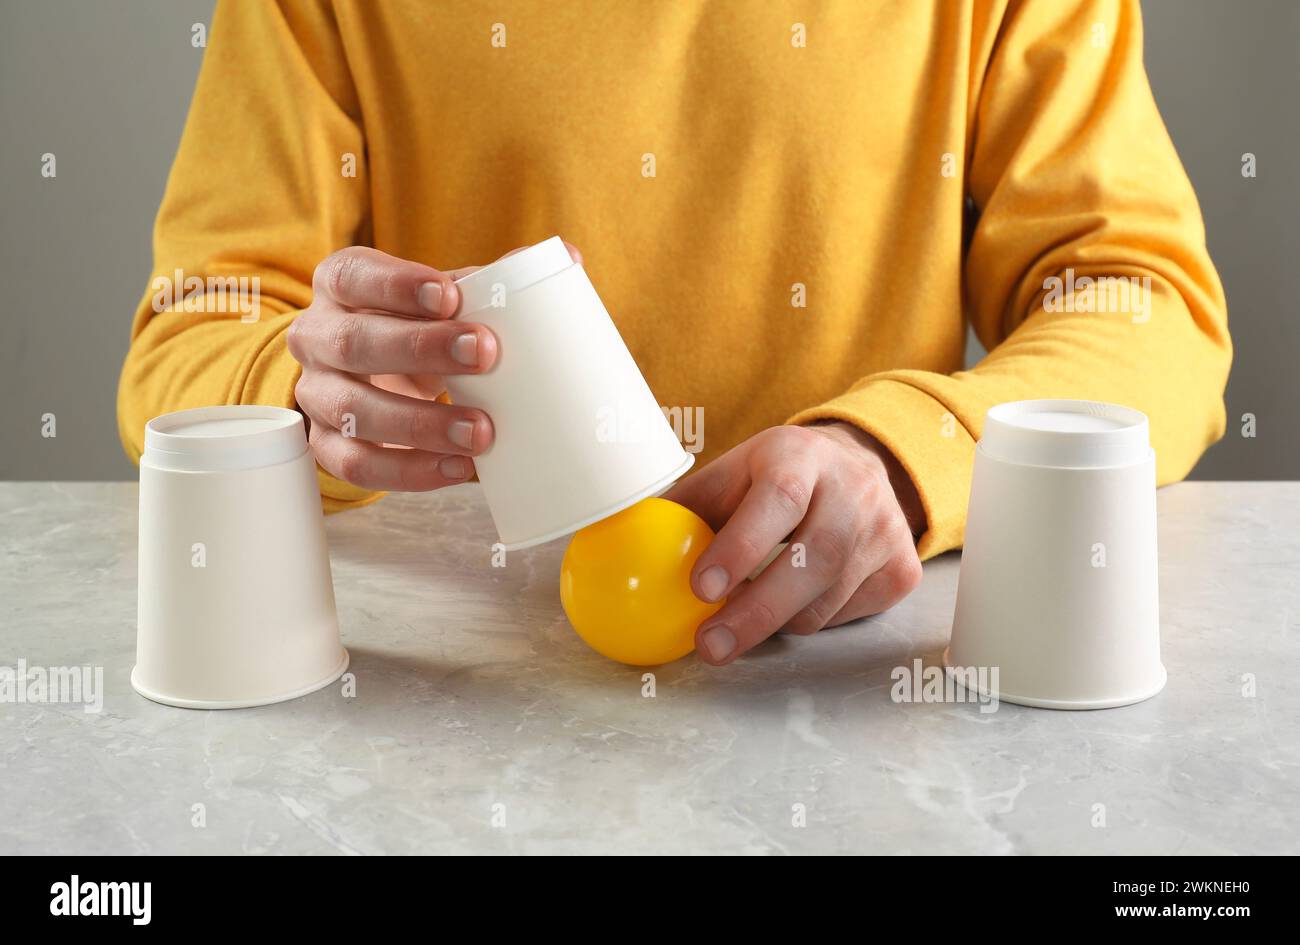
[1,481,1296,855]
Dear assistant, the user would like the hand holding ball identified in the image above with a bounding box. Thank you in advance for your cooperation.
[560,498,724,665]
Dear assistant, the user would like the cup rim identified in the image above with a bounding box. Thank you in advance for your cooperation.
[143,405,306,473]
[986,398,1147,434]
[501,451,695,550]
[981,399,1150,469]
[453,235,574,316]
[147,403,300,436]
[131,648,349,710]
[942,649,1167,710]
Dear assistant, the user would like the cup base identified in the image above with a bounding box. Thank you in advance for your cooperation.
[942,648,1166,710]
[131,649,350,710]
[501,453,696,551]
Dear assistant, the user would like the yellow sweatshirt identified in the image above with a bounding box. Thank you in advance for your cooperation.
[117,0,1230,560]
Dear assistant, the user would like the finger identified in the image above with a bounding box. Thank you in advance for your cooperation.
[308,424,473,492]
[779,512,898,636]
[289,308,499,376]
[780,496,904,636]
[782,477,921,634]
[314,246,460,319]
[368,371,448,402]
[660,441,753,532]
[694,484,867,665]
[296,369,493,455]
[823,547,924,628]
[686,443,816,605]
[779,562,871,638]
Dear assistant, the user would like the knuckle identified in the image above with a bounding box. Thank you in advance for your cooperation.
[786,599,833,636]
[406,404,439,449]
[286,317,309,362]
[882,553,923,599]
[876,503,907,543]
[757,424,811,461]
[408,320,439,365]
[785,621,821,637]
[304,438,323,465]
[839,474,886,529]
[293,373,311,408]
[851,480,885,528]
[788,424,823,448]
[396,453,440,492]
[321,249,361,300]
[327,384,358,430]
[807,524,856,576]
[328,314,363,363]
[378,266,405,308]
[845,463,883,501]
[767,424,813,446]
[743,597,781,634]
[336,442,368,485]
[866,468,891,500]
[701,465,739,512]
[311,258,331,293]
[780,424,823,454]
[766,471,811,515]
[895,552,924,594]
[731,527,769,565]
[394,456,421,492]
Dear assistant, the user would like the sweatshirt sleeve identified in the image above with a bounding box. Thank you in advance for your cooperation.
[788,0,1231,560]
[115,0,381,512]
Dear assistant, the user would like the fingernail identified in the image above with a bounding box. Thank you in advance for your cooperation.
[451,332,479,367]
[697,565,729,602]
[448,419,476,450]
[701,625,736,663]
[439,456,469,480]
[418,281,443,316]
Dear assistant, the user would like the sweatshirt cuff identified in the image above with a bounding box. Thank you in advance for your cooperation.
[787,377,976,560]
[238,320,386,515]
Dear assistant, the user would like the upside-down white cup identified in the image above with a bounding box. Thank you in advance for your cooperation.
[946,399,1165,709]
[132,405,349,709]
[446,236,693,550]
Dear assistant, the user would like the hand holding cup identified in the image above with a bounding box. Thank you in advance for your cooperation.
[287,242,581,491]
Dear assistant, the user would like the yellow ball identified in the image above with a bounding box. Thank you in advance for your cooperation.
[560,497,724,666]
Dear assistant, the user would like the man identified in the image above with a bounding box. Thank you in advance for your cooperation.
[117,0,1230,666]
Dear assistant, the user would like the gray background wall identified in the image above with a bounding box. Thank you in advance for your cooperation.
[1,0,1296,480]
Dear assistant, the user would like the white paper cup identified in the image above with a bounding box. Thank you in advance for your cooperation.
[447,236,694,549]
[946,399,1165,709]
[132,405,348,709]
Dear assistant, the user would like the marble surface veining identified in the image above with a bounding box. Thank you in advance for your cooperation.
[0,481,1296,855]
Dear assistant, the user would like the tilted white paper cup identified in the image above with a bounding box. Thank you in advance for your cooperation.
[946,399,1165,709]
[133,405,348,709]
[447,236,694,550]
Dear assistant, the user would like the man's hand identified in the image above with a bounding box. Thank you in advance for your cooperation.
[287,243,579,490]
[663,422,926,666]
